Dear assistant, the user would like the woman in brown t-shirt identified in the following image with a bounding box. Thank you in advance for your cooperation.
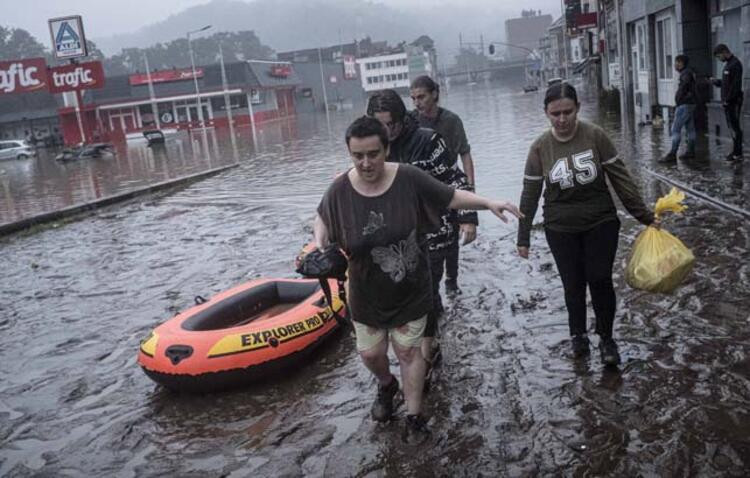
[315,116,521,441]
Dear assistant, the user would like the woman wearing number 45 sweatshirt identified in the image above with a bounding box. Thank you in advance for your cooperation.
[517,82,658,367]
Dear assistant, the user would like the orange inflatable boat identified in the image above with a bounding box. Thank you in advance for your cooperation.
[138,278,346,392]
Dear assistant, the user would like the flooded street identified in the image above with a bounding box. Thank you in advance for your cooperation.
[2,81,750,476]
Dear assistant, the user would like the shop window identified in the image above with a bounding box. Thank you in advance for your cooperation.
[656,17,674,80]
[637,24,646,71]
[210,95,247,111]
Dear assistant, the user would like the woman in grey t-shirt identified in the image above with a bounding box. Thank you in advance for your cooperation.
[314,116,521,442]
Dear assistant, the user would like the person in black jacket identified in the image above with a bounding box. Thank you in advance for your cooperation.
[711,44,744,162]
[661,55,697,163]
[411,75,476,295]
[366,89,478,375]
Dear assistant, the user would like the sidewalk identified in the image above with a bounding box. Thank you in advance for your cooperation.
[639,125,749,214]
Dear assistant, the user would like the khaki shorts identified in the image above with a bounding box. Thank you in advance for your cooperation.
[352,316,427,352]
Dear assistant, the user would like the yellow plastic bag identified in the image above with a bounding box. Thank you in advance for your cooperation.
[625,188,695,293]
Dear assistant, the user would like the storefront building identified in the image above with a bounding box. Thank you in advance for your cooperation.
[0,92,62,145]
[58,60,299,145]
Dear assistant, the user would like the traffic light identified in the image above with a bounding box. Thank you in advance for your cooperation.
[489,44,495,55]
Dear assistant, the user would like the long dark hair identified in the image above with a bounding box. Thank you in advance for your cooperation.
[366,89,407,124]
[544,82,579,110]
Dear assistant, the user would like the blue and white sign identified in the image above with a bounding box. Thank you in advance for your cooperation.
[48,16,88,60]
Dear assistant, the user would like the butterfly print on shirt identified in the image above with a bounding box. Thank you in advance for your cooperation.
[371,229,420,283]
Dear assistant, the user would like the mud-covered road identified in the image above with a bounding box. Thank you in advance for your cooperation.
[2,82,749,476]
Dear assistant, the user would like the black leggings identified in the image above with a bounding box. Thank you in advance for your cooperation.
[425,246,449,338]
[544,219,620,339]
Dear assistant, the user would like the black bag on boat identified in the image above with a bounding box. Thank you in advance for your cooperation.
[296,244,349,327]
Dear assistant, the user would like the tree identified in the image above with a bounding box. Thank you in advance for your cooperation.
[102,30,274,75]
[0,26,47,60]
[0,25,274,76]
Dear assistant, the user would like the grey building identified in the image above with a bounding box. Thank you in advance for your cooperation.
[545,16,572,80]
[292,61,367,113]
[597,1,723,135]
[505,11,554,61]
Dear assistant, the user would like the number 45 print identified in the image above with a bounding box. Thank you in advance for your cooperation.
[549,150,597,189]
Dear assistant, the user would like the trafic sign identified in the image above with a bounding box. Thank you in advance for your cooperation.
[47,61,105,93]
[0,58,48,95]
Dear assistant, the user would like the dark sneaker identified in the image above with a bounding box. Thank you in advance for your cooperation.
[599,338,621,367]
[678,150,695,160]
[659,152,677,163]
[402,414,431,445]
[571,334,591,358]
[371,376,399,422]
[445,278,460,295]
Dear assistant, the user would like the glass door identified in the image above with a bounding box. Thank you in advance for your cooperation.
[656,11,676,106]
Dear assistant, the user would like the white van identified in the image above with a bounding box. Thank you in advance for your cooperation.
[0,140,36,160]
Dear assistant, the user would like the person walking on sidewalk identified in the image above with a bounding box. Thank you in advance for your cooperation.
[314,116,521,442]
[410,75,476,295]
[711,44,744,162]
[661,55,697,163]
[517,83,657,367]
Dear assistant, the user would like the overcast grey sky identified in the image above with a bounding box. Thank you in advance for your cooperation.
[6,0,564,49]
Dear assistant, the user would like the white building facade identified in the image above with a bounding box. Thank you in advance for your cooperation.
[356,53,410,93]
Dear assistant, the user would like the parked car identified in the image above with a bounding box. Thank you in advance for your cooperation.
[0,140,36,160]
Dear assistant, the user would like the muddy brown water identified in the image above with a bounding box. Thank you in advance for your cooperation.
[1,81,749,476]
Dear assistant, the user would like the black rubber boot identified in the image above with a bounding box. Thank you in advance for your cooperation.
[371,376,399,422]
[599,338,621,367]
[571,334,591,358]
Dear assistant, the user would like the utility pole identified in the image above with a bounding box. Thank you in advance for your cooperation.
[143,52,160,130]
[187,25,211,155]
[615,0,628,132]
[219,42,239,161]
[561,0,570,78]
[318,47,331,134]
[460,33,472,84]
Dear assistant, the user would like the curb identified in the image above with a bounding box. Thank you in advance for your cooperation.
[0,163,240,237]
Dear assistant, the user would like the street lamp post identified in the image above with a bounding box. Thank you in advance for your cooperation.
[187,25,211,154]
